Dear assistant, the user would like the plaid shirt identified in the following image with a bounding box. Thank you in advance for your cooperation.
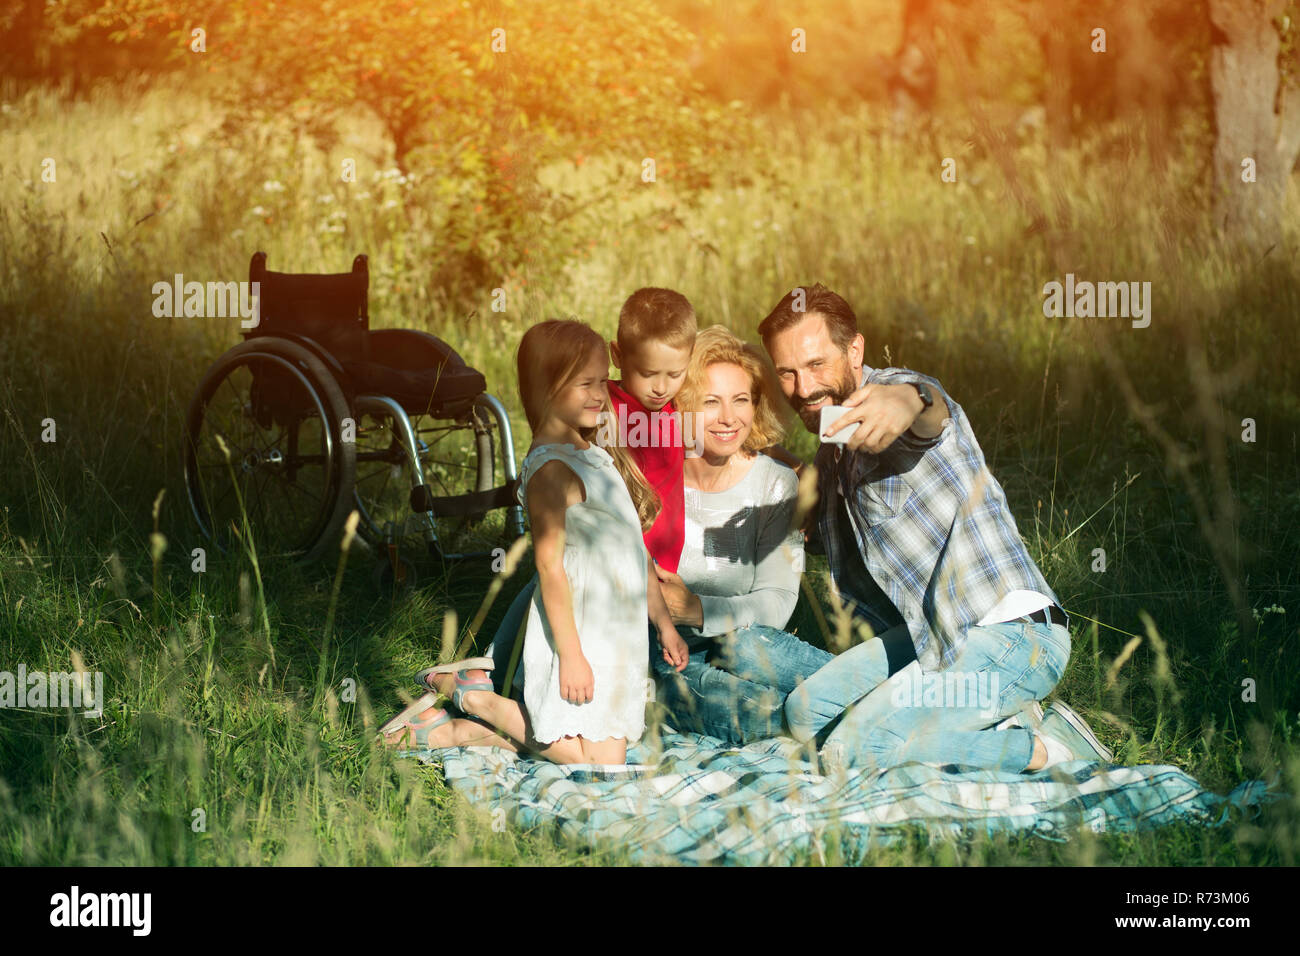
[816,366,1061,671]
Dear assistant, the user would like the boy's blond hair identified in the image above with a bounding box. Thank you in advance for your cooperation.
[616,288,698,355]
[676,325,787,454]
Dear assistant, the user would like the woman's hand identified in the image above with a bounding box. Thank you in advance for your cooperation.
[654,566,704,628]
[658,622,689,672]
[558,652,594,704]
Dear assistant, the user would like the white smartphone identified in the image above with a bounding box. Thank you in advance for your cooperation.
[819,405,858,444]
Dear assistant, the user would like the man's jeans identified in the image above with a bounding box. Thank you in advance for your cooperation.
[650,625,833,745]
[786,620,1071,773]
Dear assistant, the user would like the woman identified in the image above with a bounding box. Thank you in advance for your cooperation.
[646,326,830,743]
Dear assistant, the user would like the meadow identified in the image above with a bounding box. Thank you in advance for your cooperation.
[1,75,1298,865]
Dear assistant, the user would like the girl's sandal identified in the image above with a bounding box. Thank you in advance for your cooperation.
[377,691,440,740]
[448,670,494,713]
[380,707,453,750]
[414,657,495,692]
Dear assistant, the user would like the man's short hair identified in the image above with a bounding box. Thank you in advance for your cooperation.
[758,283,858,353]
[617,288,697,354]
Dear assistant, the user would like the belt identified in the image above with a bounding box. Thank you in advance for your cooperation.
[1020,604,1067,626]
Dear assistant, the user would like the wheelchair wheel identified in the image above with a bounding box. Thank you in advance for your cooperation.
[351,402,496,558]
[184,339,356,563]
[373,551,417,594]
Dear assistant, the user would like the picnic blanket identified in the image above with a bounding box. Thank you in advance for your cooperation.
[415,732,1280,865]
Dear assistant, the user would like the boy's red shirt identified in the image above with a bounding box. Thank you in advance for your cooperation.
[607,381,686,573]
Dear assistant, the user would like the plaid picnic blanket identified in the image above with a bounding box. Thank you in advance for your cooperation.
[416,732,1279,865]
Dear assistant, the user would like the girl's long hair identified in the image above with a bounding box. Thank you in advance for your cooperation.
[517,319,661,531]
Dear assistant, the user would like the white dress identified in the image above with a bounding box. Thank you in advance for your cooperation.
[518,443,650,744]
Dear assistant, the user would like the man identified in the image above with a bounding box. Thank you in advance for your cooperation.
[759,284,1112,774]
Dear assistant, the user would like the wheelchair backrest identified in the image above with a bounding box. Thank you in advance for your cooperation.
[246,251,370,362]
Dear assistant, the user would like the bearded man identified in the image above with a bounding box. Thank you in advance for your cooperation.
[759,284,1111,774]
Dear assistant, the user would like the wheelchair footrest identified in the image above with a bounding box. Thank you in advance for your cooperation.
[410,481,521,517]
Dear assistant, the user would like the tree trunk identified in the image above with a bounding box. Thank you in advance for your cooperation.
[1039,23,1074,149]
[886,0,937,133]
[1208,0,1291,249]
[1279,77,1300,175]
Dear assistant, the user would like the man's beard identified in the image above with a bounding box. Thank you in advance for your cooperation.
[794,367,859,433]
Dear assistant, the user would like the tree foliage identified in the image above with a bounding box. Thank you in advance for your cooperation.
[59,0,749,295]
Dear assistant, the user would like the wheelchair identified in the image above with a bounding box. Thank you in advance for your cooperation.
[183,252,526,581]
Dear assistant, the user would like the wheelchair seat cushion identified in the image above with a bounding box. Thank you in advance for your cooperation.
[342,329,486,416]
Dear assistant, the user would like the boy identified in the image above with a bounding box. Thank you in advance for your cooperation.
[605,287,698,572]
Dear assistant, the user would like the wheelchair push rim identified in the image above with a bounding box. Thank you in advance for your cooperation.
[183,340,356,563]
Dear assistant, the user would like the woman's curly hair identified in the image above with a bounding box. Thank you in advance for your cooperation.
[675,324,787,454]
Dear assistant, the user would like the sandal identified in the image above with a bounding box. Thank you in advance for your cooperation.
[379,703,452,750]
[447,669,495,713]
[377,691,439,739]
[414,657,494,692]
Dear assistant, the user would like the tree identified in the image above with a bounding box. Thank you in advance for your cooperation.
[1208,0,1300,249]
[66,0,747,295]
[884,0,939,133]
[0,0,171,90]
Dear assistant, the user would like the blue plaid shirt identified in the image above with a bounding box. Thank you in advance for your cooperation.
[816,366,1061,671]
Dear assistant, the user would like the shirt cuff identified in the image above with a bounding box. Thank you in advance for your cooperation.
[702,595,759,639]
[868,369,953,449]
[697,595,746,637]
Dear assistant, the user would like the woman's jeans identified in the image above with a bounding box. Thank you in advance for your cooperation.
[484,575,832,745]
[649,624,833,745]
[786,620,1071,773]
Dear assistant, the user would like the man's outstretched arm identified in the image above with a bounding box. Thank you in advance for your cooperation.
[822,380,950,454]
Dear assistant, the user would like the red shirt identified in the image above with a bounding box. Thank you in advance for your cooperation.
[607,382,686,572]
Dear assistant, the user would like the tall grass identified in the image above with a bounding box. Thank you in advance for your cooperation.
[1,75,1297,864]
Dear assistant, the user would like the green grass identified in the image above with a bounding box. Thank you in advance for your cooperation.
[1,75,1298,865]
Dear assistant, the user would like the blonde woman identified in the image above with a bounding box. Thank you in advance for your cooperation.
[649,325,833,744]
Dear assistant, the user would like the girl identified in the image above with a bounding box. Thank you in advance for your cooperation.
[382,319,687,764]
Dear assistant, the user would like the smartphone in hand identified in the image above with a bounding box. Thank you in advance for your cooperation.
[819,405,858,444]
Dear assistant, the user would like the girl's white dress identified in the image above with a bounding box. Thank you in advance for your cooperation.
[518,442,650,744]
